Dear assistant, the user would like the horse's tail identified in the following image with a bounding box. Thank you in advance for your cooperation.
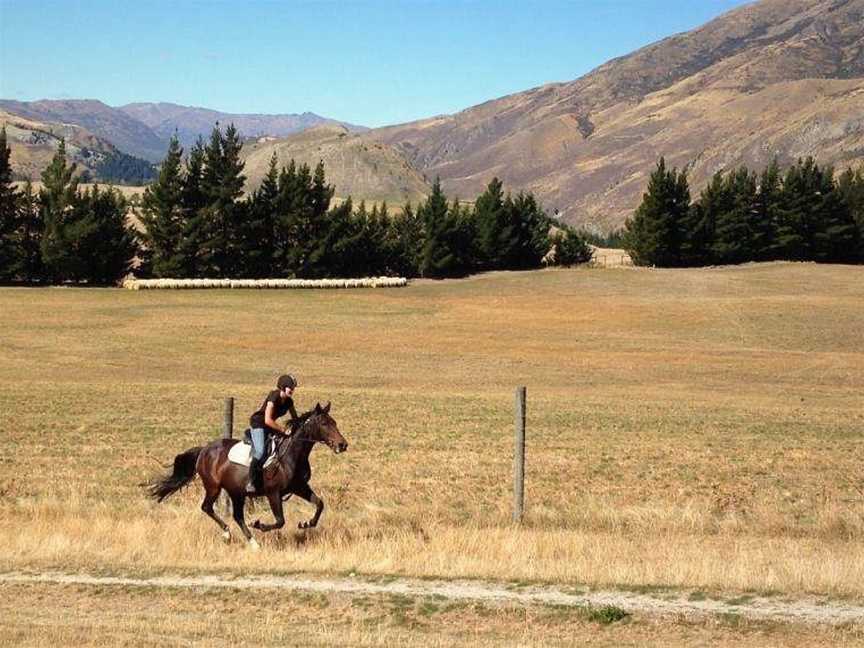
[147,447,203,503]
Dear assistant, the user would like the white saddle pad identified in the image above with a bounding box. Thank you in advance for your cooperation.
[227,440,277,468]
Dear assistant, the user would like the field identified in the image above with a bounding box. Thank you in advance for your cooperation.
[1,262,863,644]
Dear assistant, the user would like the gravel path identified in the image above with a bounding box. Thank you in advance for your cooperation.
[2,571,862,626]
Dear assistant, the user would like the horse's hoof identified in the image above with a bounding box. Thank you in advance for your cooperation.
[221,530,231,543]
[248,538,261,552]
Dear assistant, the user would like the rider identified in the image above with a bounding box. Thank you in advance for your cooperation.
[247,373,299,493]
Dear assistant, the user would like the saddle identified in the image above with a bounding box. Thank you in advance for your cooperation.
[227,430,279,468]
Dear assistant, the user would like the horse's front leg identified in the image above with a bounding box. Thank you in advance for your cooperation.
[252,492,285,532]
[293,482,324,529]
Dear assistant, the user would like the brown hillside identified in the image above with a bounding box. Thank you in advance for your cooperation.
[0,99,168,162]
[366,0,864,230]
[0,110,119,181]
[241,125,430,206]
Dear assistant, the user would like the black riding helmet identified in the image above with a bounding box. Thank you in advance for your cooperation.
[277,374,298,390]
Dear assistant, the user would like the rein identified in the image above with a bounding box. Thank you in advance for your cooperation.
[274,414,321,464]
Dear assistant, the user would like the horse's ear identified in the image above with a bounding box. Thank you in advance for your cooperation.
[314,402,322,414]
[323,401,331,414]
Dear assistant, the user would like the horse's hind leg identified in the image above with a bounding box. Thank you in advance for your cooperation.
[201,482,231,542]
[229,493,259,551]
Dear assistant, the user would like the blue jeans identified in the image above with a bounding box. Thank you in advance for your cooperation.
[250,428,266,461]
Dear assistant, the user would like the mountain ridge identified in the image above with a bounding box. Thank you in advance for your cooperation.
[118,101,367,156]
[364,0,864,229]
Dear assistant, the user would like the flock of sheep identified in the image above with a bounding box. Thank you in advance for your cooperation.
[122,277,409,290]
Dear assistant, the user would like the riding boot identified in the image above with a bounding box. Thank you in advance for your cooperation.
[247,458,261,493]
[254,459,266,492]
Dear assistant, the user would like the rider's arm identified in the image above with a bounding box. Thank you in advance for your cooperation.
[264,401,288,433]
[288,400,299,422]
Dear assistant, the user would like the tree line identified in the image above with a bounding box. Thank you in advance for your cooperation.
[0,125,591,285]
[624,157,864,267]
[0,132,137,285]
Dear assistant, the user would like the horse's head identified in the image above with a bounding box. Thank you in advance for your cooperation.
[309,402,348,454]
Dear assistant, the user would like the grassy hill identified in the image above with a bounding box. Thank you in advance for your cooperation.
[241,124,430,206]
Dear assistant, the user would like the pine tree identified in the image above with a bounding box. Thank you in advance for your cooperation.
[684,171,728,266]
[139,135,185,277]
[754,159,782,261]
[302,160,336,277]
[315,197,354,277]
[623,158,690,267]
[813,164,859,263]
[0,127,19,282]
[776,158,818,260]
[368,205,388,276]
[179,137,207,277]
[328,199,368,277]
[712,167,758,265]
[418,180,472,278]
[837,166,864,260]
[375,201,405,275]
[311,160,334,220]
[549,225,592,266]
[777,158,858,262]
[16,181,43,282]
[508,191,550,269]
[241,152,279,277]
[73,185,138,284]
[200,123,246,276]
[39,140,80,282]
[418,179,457,277]
[450,199,477,275]
[194,124,226,276]
[390,201,423,277]
[474,177,508,269]
[284,163,317,277]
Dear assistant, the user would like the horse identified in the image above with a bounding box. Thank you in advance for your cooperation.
[147,402,348,550]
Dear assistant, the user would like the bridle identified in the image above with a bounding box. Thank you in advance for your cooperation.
[274,413,323,463]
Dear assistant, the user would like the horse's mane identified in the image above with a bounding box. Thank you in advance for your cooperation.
[288,409,316,434]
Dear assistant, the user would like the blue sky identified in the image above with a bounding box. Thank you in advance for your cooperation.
[1,0,750,128]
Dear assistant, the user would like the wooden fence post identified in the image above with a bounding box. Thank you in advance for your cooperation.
[223,397,234,441]
[514,386,526,523]
[222,397,234,515]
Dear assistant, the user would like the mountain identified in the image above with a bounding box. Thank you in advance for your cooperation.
[119,102,366,155]
[0,109,156,184]
[365,0,864,230]
[0,99,367,166]
[240,125,429,206]
[0,99,169,163]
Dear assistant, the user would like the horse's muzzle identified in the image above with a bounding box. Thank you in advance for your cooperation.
[335,441,348,454]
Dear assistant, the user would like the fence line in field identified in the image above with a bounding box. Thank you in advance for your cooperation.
[592,254,633,268]
[123,277,409,290]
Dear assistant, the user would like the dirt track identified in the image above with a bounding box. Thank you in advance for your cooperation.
[2,571,862,626]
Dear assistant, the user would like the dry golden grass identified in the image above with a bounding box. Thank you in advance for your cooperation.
[0,581,859,647]
[1,262,863,601]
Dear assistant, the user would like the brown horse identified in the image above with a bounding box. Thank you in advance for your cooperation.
[148,402,347,550]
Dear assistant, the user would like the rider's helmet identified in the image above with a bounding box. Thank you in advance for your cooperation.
[277,374,298,391]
